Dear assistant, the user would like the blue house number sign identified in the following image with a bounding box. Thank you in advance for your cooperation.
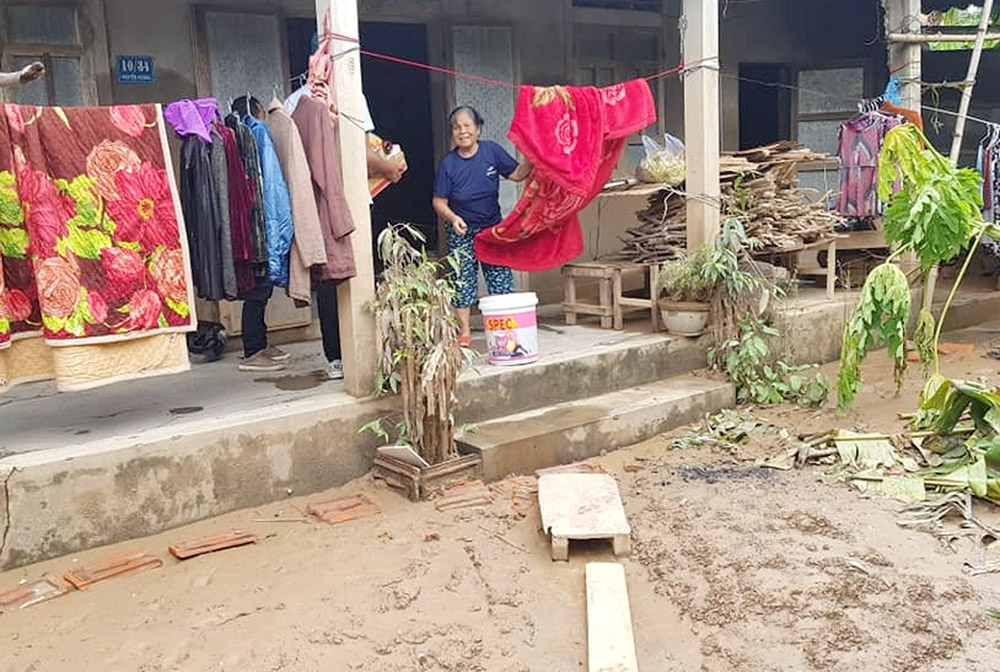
[117,56,155,84]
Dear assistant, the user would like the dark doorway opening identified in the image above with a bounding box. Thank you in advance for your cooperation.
[738,63,790,150]
[285,20,436,271]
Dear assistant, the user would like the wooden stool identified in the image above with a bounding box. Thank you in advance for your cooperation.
[793,238,839,299]
[562,262,659,331]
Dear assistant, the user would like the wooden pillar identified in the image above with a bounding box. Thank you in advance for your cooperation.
[682,0,721,250]
[316,0,377,397]
[883,0,923,287]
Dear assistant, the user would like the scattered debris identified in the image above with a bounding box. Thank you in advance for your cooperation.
[306,493,381,525]
[489,476,539,519]
[538,473,630,562]
[0,575,73,613]
[623,463,645,473]
[672,410,784,453]
[64,550,162,590]
[477,525,528,554]
[169,530,259,560]
[586,563,639,672]
[434,480,492,511]
[423,532,440,542]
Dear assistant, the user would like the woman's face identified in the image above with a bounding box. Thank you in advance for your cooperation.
[451,111,480,151]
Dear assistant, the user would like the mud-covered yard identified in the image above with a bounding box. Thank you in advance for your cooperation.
[3,328,1000,671]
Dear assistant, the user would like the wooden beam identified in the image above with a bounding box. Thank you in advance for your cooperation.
[316,0,377,397]
[682,0,720,250]
[586,563,638,672]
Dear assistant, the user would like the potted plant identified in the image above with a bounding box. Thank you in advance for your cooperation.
[657,244,714,336]
[364,224,480,500]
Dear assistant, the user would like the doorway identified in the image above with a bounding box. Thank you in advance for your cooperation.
[286,20,436,269]
[738,63,790,150]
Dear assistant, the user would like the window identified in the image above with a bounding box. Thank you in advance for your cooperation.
[794,67,865,156]
[573,0,662,12]
[575,26,663,169]
[2,4,86,106]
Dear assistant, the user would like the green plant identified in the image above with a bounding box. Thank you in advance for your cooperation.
[702,217,765,348]
[658,244,714,302]
[837,263,912,410]
[366,224,466,465]
[837,123,989,411]
[713,316,830,407]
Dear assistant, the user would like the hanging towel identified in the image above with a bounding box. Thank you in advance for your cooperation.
[475,80,656,272]
[0,103,196,393]
[164,98,220,144]
[266,98,327,305]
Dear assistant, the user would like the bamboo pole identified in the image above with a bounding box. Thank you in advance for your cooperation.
[948,0,995,164]
[887,32,1000,43]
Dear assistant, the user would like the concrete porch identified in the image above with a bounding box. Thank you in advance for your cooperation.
[1,285,998,570]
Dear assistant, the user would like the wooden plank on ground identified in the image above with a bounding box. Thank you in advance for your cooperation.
[306,493,381,525]
[586,562,638,672]
[169,530,259,560]
[64,550,162,590]
[0,575,73,613]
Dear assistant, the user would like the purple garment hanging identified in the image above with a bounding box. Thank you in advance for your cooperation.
[164,98,220,144]
[836,112,903,218]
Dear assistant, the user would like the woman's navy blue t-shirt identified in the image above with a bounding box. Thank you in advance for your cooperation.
[434,140,518,228]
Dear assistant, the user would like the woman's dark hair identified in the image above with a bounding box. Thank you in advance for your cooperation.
[232,95,263,118]
[449,105,484,130]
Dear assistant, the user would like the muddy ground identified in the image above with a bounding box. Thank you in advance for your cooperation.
[4,328,1000,671]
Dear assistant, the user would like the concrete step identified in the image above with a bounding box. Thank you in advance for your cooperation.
[459,374,735,482]
[456,329,710,425]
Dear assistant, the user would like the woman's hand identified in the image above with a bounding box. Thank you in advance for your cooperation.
[451,216,469,236]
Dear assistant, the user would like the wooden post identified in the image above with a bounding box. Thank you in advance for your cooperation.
[883,0,924,288]
[316,0,377,397]
[682,0,721,250]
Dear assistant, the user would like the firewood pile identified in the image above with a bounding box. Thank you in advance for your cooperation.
[610,141,844,263]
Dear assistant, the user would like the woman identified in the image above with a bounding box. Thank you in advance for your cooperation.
[432,106,533,346]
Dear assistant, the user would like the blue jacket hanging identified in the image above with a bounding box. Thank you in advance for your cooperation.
[245,116,293,287]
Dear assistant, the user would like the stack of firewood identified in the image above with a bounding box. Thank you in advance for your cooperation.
[611,141,844,263]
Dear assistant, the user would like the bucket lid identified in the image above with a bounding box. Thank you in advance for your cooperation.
[478,292,538,313]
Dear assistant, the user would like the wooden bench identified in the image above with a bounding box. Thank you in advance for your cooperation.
[562,262,660,331]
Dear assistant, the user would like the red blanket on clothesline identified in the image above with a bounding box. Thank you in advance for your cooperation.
[0,104,194,345]
[474,80,656,272]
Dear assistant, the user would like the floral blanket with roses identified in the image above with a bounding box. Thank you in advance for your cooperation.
[0,103,195,345]
[474,80,657,272]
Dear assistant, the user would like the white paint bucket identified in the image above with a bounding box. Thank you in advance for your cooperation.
[478,292,539,366]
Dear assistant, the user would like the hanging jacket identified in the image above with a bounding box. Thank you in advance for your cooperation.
[209,124,238,299]
[266,98,328,305]
[225,113,268,277]
[244,116,293,287]
[292,95,357,282]
[179,135,226,301]
[217,121,257,295]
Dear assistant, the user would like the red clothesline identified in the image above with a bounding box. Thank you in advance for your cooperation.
[317,30,715,90]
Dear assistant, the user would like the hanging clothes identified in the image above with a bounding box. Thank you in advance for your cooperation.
[243,116,293,288]
[266,98,327,305]
[0,103,195,394]
[209,124,238,299]
[474,80,657,272]
[164,98,218,144]
[836,111,904,219]
[179,134,227,301]
[225,113,268,278]
[292,95,357,282]
[217,121,257,295]
[881,101,924,132]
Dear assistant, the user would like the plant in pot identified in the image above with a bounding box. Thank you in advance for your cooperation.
[657,244,714,337]
[363,224,478,499]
